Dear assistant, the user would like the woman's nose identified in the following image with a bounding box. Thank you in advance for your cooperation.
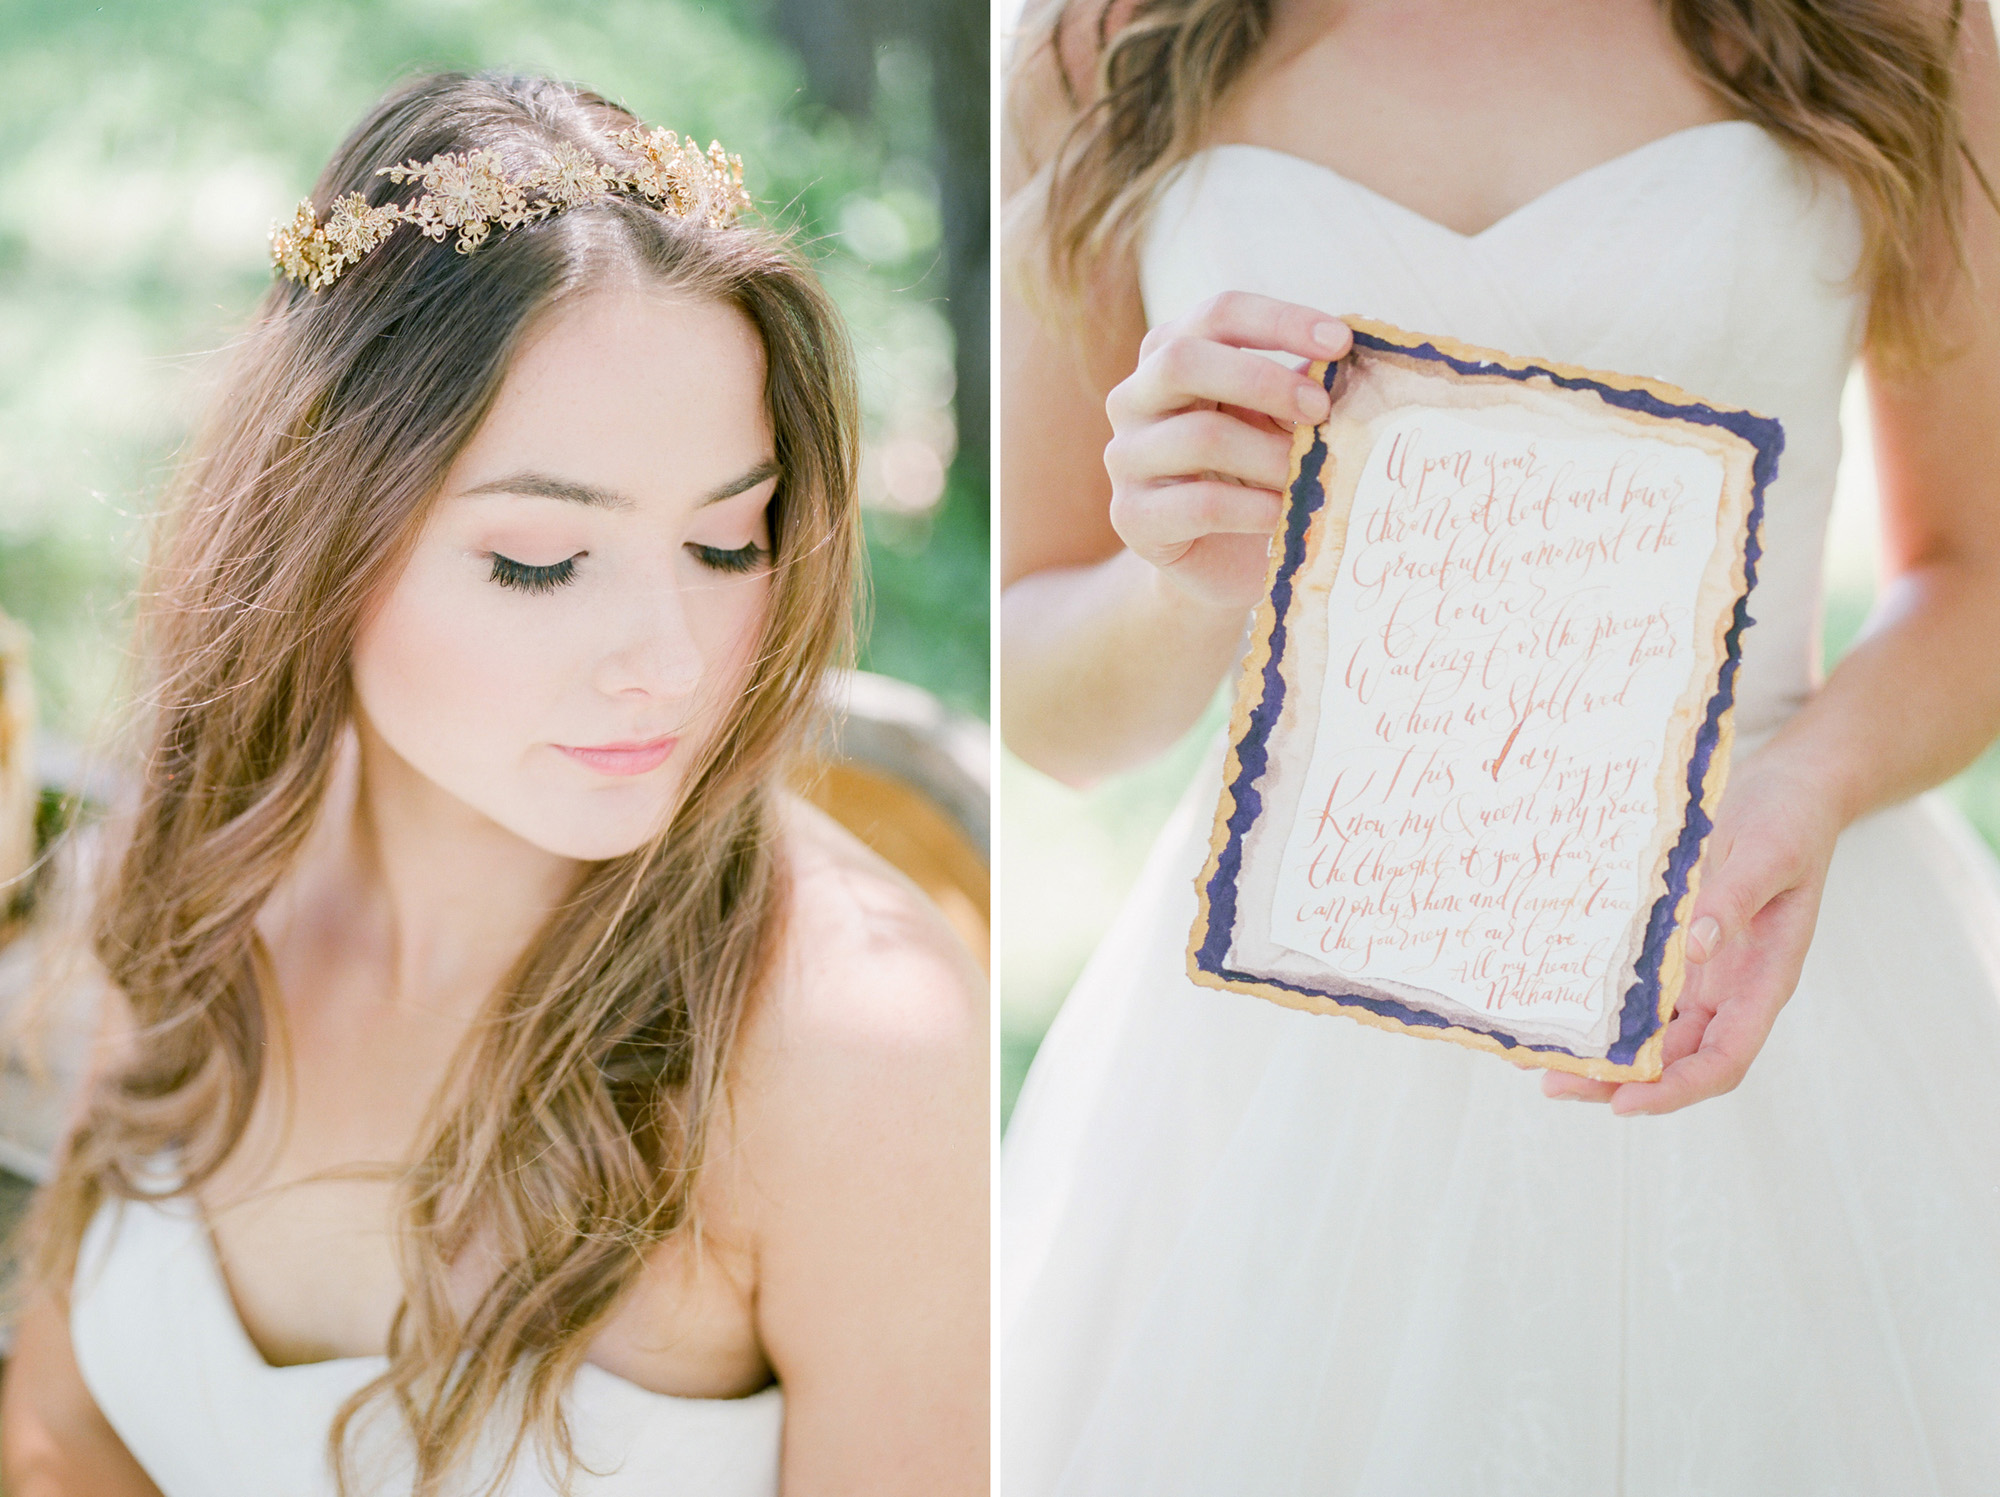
[591,576,706,704]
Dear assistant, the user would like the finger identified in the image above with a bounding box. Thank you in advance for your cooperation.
[1655,998,1715,1069]
[1610,1010,1765,1115]
[1543,1071,1617,1103]
[1550,958,1712,1109]
[1216,399,1301,437]
[1626,872,1826,1116]
[1684,822,1806,964]
[1111,480,1285,558]
[1553,977,1712,1111]
[1113,335,1333,429]
[1142,290,1351,366]
[1105,409,1296,493]
[1655,959,1719,1066]
[1610,1045,1741,1115]
[1157,532,1287,611]
[1613,958,1788,1115]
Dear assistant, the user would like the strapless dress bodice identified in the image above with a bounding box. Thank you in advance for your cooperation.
[1139,123,1867,750]
[70,1189,784,1496]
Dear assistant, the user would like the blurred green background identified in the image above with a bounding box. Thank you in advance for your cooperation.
[1001,372,2000,1126]
[0,0,989,761]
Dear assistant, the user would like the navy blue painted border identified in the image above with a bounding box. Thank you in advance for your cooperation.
[1193,328,1784,1066]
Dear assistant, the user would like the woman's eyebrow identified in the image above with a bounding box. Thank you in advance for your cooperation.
[698,457,780,507]
[459,458,780,510]
[461,472,632,508]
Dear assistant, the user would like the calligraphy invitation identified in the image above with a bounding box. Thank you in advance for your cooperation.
[1187,319,1783,1081]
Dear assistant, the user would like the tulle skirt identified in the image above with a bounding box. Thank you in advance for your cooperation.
[1002,734,2000,1496]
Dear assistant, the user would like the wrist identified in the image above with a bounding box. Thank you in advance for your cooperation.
[1739,723,1866,835]
[1131,548,1258,641]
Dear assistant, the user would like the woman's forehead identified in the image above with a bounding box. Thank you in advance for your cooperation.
[446,286,774,512]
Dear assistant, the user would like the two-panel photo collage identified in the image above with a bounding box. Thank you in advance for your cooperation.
[4,1,2000,1493]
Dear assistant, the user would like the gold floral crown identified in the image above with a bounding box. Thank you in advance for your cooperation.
[270,126,750,293]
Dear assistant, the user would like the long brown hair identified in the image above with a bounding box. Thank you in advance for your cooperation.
[28,70,860,1495]
[1012,0,1992,368]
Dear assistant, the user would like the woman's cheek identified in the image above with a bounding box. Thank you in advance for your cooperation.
[354,559,566,796]
[687,577,774,739]
[352,548,773,861]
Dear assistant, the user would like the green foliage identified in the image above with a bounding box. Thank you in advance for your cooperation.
[862,465,990,718]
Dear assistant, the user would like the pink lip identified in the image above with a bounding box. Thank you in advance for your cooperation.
[553,735,679,777]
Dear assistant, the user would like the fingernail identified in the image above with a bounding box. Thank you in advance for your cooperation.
[1311,321,1348,355]
[1295,385,1329,422]
[1689,915,1721,962]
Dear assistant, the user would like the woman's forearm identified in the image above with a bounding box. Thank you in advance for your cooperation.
[1000,294,1345,786]
[0,1294,163,1497]
[1000,548,1250,786]
[1,1390,158,1495]
[1760,558,2000,825]
[0,1432,159,1497]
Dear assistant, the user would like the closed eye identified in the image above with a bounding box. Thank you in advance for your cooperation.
[687,542,769,575]
[490,553,578,593]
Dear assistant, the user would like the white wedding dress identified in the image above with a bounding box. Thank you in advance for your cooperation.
[1003,122,2000,1496]
[68,1188,784,1495]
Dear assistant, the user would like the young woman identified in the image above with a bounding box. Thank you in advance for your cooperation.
[1003,1,2000,1491]
[0,71,986,1497]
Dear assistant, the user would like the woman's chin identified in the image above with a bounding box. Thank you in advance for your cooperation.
[505,790,678,863]
[512,812,666,864]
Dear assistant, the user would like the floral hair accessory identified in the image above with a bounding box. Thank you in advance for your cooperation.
[270,126,751,292]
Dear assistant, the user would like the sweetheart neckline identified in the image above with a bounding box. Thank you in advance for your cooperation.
[1180,120,1775,243]
[132,1191,780,1410]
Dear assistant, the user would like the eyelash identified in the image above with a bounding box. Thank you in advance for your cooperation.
[487,543,770,592]
[489,554,576,593]
[689,542,770,575]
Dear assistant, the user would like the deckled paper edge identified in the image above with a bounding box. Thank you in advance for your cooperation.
[1186,316,1782,1083]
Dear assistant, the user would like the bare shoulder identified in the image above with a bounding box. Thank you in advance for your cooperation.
[720,794,987,1484]
[740,792,986,1085]
[720,788,986,1233]
[719,791,986,1206]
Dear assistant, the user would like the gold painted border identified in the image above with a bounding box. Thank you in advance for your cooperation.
[1185,316,1766,1083]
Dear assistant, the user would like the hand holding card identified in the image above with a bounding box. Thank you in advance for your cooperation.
[1187,318,1784,1082]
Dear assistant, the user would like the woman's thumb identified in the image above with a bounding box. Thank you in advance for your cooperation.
[1685,836,1782,964]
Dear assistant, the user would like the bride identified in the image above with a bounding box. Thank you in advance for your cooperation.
[1002,0,2000,1492]
[1,70,985,1497]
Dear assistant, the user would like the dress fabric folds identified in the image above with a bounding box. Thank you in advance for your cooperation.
[1001,123,2000,1496]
